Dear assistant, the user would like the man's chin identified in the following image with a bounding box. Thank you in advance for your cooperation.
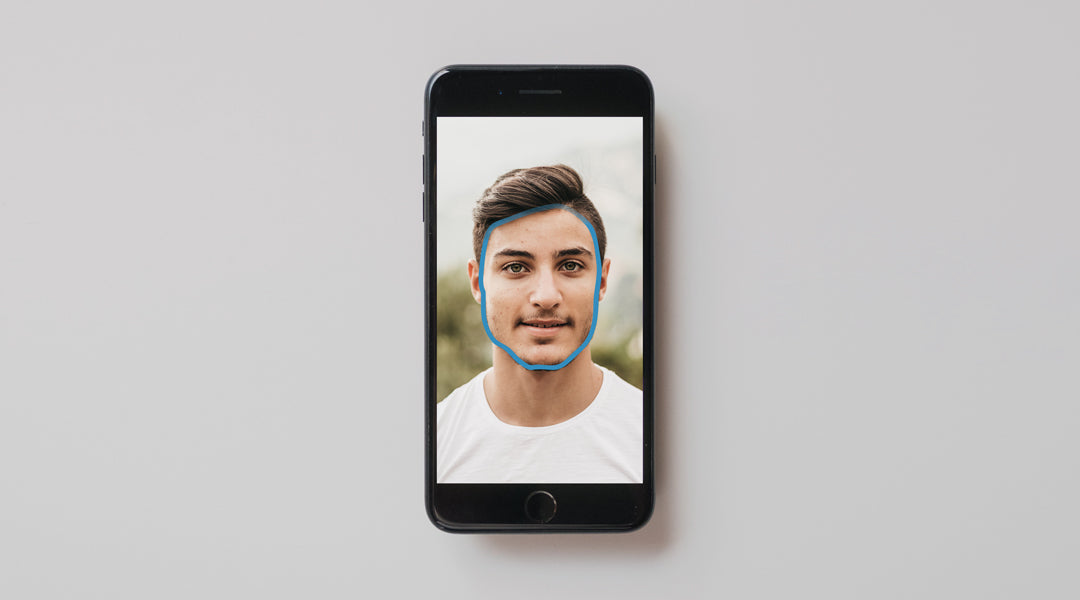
[522,356,568,368]
[512,349,571,368]
[502,335,592,368]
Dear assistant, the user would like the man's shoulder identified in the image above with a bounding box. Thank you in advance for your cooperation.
[437,369,490,415]
[598,365,643,398]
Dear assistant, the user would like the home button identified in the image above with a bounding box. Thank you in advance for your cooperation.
[524,491,557,523]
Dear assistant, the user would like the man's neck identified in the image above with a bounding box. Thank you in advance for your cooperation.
[483,349,603,427]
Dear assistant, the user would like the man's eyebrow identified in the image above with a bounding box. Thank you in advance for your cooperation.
[492,248,534,260]
[556,246,593,258]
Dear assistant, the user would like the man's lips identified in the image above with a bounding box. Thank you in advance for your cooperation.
[520,319,567,328]
[519,319,569,337]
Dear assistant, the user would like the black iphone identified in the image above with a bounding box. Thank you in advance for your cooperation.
[424,65,654,532]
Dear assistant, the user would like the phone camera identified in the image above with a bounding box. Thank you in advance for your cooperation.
[497,89,503,95]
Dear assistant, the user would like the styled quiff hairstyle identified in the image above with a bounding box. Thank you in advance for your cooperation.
[472,165,607,262]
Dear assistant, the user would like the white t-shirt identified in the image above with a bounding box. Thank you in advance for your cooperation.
[437,365,643,483]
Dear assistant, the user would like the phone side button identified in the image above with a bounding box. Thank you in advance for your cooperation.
[524,490,557,524]
[421,190,425,222]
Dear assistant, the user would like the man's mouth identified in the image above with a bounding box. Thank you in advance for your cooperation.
[520,319,568,329]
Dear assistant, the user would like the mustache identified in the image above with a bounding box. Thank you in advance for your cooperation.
[517,311,573,326]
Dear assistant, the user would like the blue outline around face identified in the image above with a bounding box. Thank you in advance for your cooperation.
[478,205,602,371]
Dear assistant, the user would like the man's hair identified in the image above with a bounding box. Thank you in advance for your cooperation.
[472,165,607,262]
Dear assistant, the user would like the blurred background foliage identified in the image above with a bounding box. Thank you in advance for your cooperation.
[436,267,643,401]
[436,270,492,401]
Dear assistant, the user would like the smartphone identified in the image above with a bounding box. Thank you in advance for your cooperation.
[424,65,654,532]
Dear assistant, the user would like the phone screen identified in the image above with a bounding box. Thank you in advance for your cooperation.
[434,117,645,484]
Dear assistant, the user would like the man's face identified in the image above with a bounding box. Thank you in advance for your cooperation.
[469,208,609,367]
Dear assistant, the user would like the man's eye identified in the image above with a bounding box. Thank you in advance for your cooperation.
[505,263,525,273]
[562,262,582,271]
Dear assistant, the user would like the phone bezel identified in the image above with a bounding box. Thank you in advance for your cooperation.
[424,65,655,533]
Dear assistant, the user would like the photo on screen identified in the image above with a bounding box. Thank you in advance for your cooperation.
[435,117,644,484]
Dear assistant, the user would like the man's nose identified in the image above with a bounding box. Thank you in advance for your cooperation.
[530,269,562,308]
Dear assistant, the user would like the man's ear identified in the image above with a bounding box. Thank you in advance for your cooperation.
[467,259,482,304]
[598,258,611,301]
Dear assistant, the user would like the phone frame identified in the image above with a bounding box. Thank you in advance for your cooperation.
[424,65,655,532]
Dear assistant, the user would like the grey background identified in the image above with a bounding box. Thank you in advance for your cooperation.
[2,2,1077,598]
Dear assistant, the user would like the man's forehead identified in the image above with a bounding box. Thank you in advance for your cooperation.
[486,208,593,251]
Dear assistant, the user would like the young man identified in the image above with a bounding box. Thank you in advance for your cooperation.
[437,165,643,483]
